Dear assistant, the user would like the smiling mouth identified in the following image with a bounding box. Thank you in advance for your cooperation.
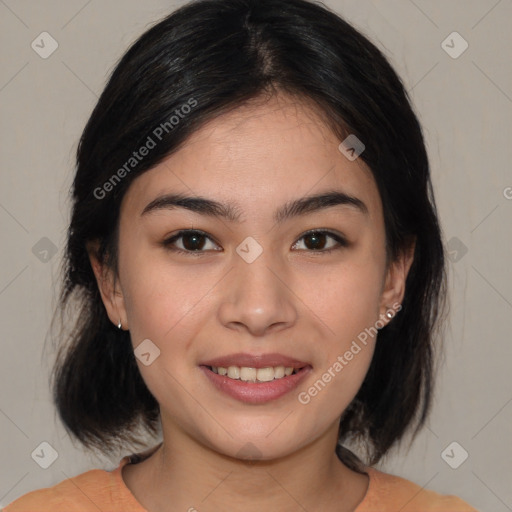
[205,365,305,383]
[200,364,312,404]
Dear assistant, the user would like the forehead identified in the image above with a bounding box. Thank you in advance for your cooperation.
[121,93,382,222]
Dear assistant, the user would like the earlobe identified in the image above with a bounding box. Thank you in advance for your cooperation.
[379,238,416,324]
[86,240,129,330]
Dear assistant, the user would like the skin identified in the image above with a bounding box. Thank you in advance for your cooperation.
[88,92,414,512]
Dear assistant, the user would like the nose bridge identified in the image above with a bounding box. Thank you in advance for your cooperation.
[218,239,297,335]
[237,243,282,299]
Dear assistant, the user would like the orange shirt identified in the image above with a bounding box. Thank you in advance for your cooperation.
[3,456,478,512]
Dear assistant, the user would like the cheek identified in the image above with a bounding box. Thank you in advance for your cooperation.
[305,257,384,341]
[298,252,384,404]
[122,268,200,343]
[295,263,382,423]
[119,244,221,359]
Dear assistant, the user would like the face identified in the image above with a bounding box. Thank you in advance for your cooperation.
[91,93,410,461]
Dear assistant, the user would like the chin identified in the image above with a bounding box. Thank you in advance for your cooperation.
[203,424,314,462]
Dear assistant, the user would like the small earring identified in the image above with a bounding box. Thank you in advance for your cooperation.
[385,304,401,319]
[117,319,122,329]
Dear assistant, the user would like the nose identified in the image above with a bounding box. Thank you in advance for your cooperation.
[217,246,298,337]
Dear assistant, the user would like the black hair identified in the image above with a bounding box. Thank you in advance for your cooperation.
[50,0,447,472]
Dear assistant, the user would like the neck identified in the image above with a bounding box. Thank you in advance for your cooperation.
[124,422,369,512]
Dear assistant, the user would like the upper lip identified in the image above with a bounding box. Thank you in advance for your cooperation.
[200,353,310,369]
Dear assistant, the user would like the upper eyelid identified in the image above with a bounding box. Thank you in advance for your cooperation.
[166,229,219,244]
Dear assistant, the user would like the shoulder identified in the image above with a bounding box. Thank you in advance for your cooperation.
[2,465,120,512]
[356,467,479,512]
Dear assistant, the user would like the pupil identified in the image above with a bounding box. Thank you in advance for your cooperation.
[184,233,204,251]
[306,232,325,250]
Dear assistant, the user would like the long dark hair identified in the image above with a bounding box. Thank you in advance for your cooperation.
[49,0,447,471]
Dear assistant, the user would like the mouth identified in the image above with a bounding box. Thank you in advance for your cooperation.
[199,364,312,404]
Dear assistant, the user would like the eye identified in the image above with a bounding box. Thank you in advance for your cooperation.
[162,230,221,255]
[292,230,348,253]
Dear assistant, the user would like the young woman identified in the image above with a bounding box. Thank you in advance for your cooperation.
[4,0,477,510]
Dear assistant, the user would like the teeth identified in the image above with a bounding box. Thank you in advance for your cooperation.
[227,366,240,379]
[210,365,299,382]
[256,367,275,382]
[274,366,285,379]
[240,367,257,382]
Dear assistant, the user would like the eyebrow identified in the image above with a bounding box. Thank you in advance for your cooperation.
[140,190,369,224]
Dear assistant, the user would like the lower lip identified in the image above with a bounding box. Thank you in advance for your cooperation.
[200,365,312,404]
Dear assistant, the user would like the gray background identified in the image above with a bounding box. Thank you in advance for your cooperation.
[1,1,511,510]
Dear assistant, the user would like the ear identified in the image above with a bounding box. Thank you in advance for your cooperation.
[378,237,416,325]
[86,240,129,330]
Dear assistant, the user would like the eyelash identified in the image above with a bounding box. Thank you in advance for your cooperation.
[162,229,348,256]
